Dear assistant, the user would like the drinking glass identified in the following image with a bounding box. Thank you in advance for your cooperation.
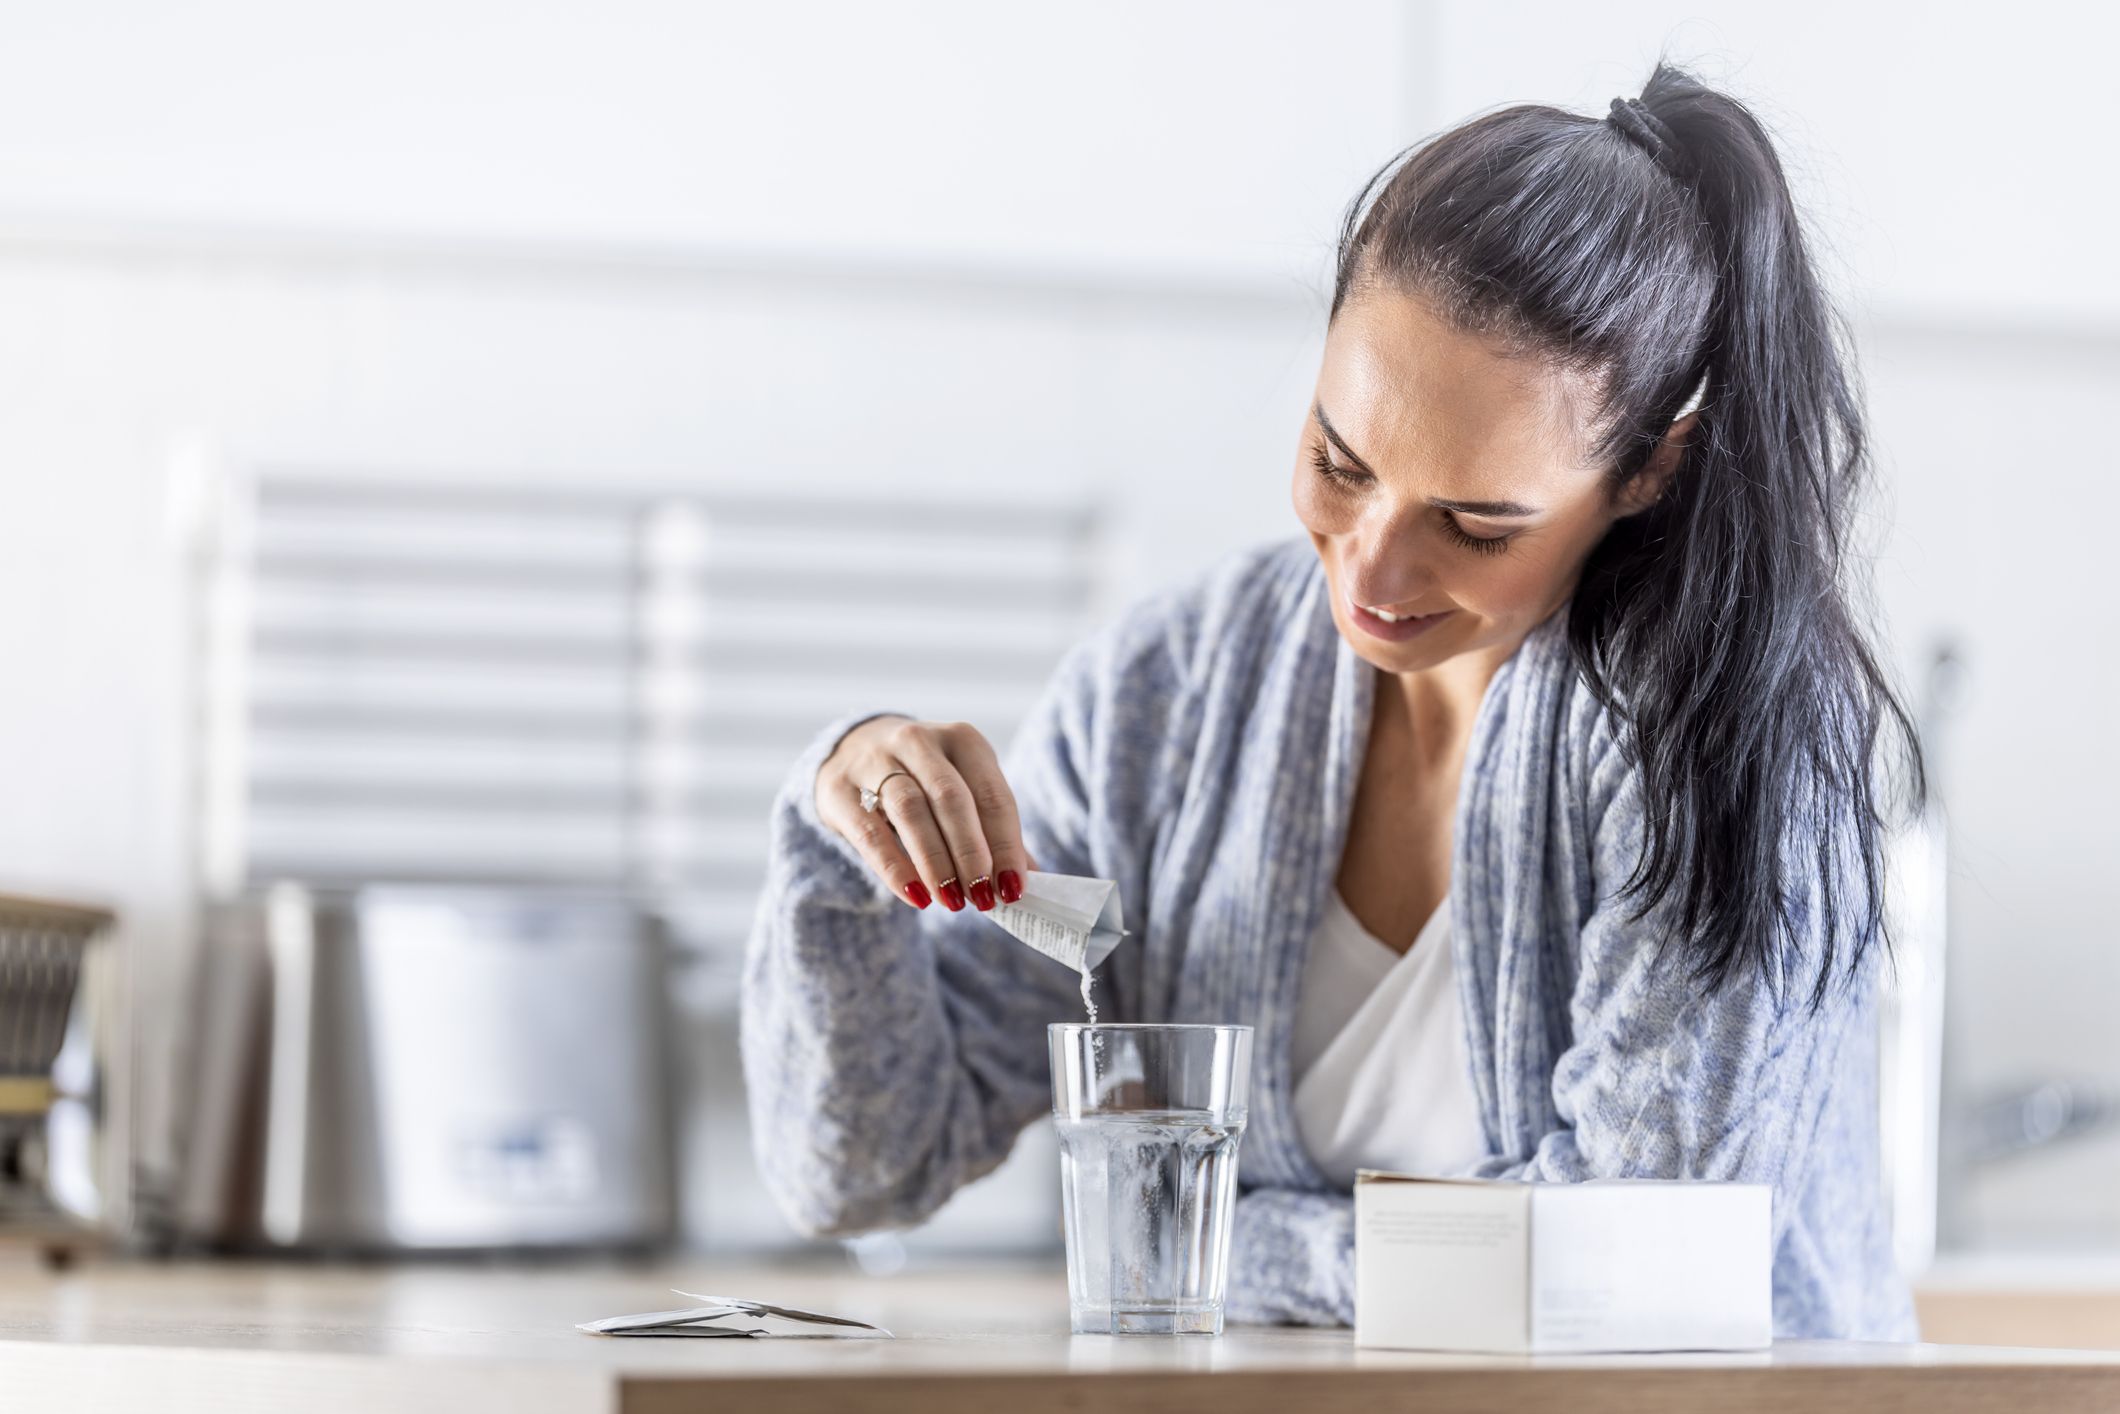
[1047,1022,1252,1335]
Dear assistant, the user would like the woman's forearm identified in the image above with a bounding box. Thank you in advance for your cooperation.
[1223,1187,1357,1326]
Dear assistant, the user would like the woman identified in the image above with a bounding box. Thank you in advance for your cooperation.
[741,60,1924,1339]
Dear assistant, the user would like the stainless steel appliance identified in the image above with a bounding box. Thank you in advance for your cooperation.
[179,883,675,1252]
[0,893,113,1259]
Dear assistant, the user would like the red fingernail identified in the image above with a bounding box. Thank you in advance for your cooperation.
[938,879,966,912]
[998,869,1024,904]
[903,881,932,910]
[969,876,996,912]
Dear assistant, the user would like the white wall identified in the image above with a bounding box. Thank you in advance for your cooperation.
[0,1,2112,1249]
[0,0,1419,278]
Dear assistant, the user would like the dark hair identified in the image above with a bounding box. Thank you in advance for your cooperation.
[1330,57,1923,1014]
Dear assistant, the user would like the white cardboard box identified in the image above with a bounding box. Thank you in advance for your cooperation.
[1353,1170,1774,1353]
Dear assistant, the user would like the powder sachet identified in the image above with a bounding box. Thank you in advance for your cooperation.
[987,870,1126,980]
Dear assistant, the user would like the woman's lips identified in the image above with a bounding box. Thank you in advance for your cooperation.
[1348,596,1455,643]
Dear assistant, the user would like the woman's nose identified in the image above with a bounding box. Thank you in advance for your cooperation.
[1345,515,1433,603]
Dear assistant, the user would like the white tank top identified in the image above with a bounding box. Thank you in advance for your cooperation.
[1289,889,1489,1186]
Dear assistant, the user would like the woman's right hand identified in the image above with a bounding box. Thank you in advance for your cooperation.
[814,715,1034,913]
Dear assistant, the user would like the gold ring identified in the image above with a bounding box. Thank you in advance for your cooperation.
[859,769,915,815]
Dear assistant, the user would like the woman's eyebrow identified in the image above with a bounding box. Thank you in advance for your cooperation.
[1313,401,1543,517]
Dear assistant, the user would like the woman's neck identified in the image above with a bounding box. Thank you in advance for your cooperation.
[1374,637,1518,768]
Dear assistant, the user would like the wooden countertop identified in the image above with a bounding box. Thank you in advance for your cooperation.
[5,1257,2120,1414]
[1915,1255,2120,1351]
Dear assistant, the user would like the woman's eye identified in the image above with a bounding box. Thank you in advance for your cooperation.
[1441,512,1514,556]
[1308,444,1369,489]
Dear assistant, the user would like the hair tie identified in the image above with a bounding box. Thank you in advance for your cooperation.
[1606,95,1679,169]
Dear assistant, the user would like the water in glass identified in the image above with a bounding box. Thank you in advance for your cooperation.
[1056,1108,1244,1333]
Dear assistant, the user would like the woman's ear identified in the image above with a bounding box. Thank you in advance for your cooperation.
[1615,410,1700,517]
